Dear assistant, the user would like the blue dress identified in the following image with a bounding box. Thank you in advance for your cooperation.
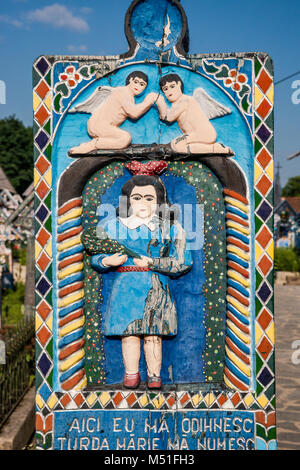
[91,216,192,337]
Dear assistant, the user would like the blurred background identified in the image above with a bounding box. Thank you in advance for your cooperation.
[0,0,299,450]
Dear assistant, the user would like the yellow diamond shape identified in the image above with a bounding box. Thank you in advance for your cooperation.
[35,314,43,332]
[192,393,203,407]
[255,241,264,263]
[204,392,215,407]
[33,92,42,112]
[44,94,52,112]
[265,160,274,181]
[46,313,52,332]
[254,161,264,183]
[266,84,274,105]
[255,85,264,108]
[35,241,42,260]
[86,393,98,407]
[139,394,149,407]
[244,393,254,408]
[255,322,264,346]
[47,393,58,409]
[36,393,44,409]
[266,239,274,260]
[257,393,269,409]
[153,394,164,409]
[99,392,110,407]
[266,322,275,344]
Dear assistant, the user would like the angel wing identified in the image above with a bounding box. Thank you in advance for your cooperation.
[193,88,232,120]
[69,86,113,114]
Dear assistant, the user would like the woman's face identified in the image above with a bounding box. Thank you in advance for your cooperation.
[129,185,157,219]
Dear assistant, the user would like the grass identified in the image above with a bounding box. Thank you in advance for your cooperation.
[1,282,25,325]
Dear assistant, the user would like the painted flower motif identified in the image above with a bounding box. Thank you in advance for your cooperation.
[223,69,248,92]
[59,66,82,88]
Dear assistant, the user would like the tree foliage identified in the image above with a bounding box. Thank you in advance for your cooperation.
[274,247,300,272]
[282,175,300,197]
[0,116,33,195]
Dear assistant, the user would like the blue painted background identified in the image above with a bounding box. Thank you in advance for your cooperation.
[53,409,256,450]
[91,170,206,384]
[52,63,254,390]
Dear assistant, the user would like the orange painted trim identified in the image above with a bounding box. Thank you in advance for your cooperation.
[59,282,84,298]
[57,226,82,243]
[59,308,84,327]
[61,370,85,391]
[227,236,249,252]
[228,261,249,278]
[226,213,249,227]
[225,336,250,365]
[58,198,82,216]
[227,311,250,335]
[59,339,85,360]
[58,253,84,270]
[223,188,249,206]
[224,366,248,391]
[227,287,249,307]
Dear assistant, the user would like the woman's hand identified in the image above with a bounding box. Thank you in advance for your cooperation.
[102,253,128,267]
[133,256,152,268]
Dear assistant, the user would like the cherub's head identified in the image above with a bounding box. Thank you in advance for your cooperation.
[126,71,148,96]
[159,73,184,103]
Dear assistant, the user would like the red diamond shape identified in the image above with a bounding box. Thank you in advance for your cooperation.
[37,252,51,272]
[36,180,49,199]
[217,394,228,406]
[258,254,273,276]
[256,98,272,120]
[36,155,50,175]
[35,80,50,100]
[180,393,189,406]
[257,226,272,249]
[257,69,272,94]
[113,392,123,406]
[37,300,51,320]
[257,308,272,330]
[37,325,51,346]
[167,395,176,407]
[126,393,137,407]
[36,227,50,247]
[231,392,241,407]
[256,174,272,196]
[257,336,273,360]
[256,148,272,169]
[35,105,49,126]
[60,394,71,407]
[74,393,84,407]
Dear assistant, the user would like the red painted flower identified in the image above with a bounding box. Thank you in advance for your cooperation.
[59,65,82,89]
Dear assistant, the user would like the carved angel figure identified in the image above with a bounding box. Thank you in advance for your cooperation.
[156,73,234,155]
[68,71,158,155]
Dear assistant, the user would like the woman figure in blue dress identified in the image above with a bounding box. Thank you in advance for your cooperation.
[91,161,192,389]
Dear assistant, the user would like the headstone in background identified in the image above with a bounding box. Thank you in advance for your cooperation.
[34,0,276,451]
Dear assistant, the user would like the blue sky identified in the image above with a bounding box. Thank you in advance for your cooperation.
[0,0,299,185]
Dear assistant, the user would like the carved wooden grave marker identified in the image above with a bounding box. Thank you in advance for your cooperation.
[34,0,276,450]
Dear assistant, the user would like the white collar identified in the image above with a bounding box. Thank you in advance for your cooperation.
[119,215,158,231]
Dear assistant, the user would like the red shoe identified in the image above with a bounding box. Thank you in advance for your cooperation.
[147,376,162,389]
[123,372,140,389]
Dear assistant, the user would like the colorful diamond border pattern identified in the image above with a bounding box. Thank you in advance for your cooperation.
[34,54,276,450]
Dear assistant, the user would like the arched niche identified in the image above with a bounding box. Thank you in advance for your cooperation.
[56,153,251,392]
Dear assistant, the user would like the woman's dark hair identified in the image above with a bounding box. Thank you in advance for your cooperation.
[126,71,148,86]
[159,73,184,93]
[117,175,176,223]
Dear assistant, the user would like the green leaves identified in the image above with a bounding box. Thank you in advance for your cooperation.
[0,116,33,194]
